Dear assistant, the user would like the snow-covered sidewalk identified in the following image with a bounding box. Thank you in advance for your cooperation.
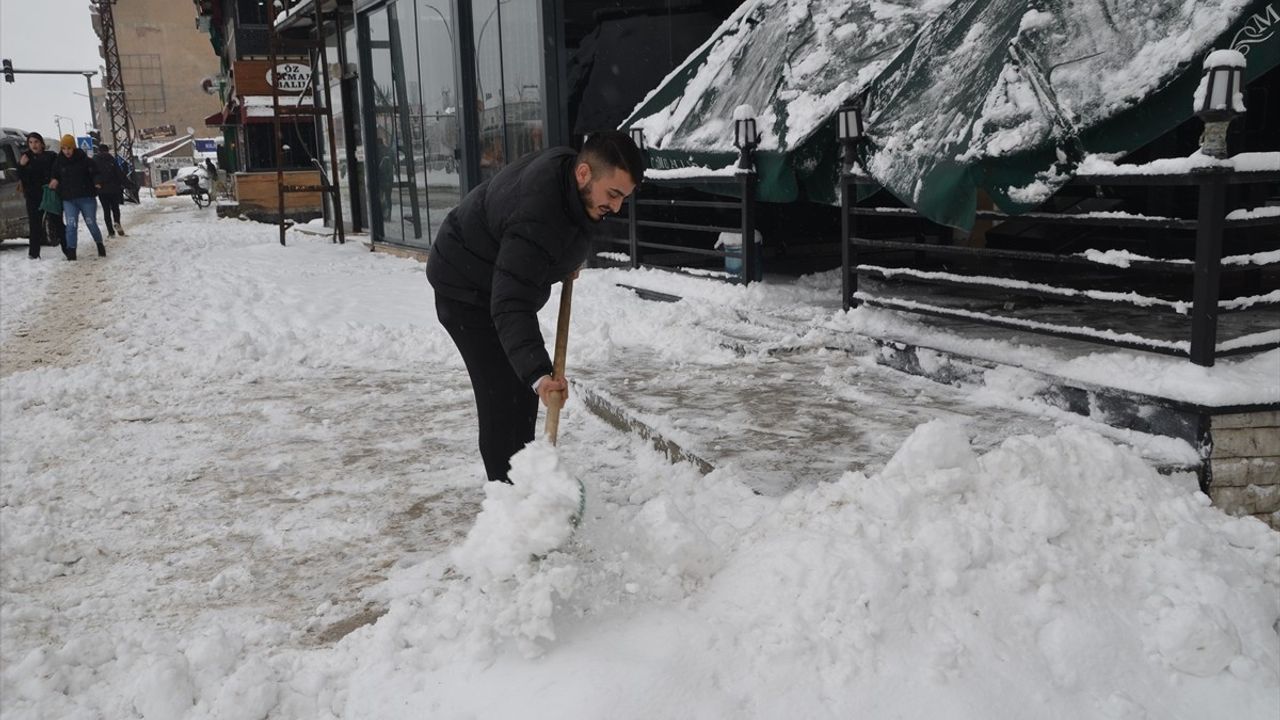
[1,198,1277,719]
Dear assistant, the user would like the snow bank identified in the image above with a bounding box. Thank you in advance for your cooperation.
[306,422,1279,719]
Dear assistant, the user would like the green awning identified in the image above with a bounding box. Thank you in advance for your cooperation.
[624,0,1280,229]
[623,0,943,201]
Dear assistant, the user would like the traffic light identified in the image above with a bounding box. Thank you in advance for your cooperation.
[2,59,13,83]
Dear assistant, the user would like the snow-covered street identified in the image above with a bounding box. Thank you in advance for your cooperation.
[1,198,1277,719]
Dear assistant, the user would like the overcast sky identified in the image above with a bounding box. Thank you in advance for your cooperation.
[0,0,105,139]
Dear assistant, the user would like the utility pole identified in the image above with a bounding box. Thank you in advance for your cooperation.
[3,63,99,130]
[92,1,135,172]
[82,72,98,130]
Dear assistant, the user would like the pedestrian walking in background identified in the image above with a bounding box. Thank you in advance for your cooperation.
[93,144,128,237]
[14,132,59,259]
[427,130,645,483]
[49,134,105,260]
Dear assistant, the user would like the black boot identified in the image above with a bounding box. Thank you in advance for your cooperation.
[96,241,106,257]
[66,248,77,261]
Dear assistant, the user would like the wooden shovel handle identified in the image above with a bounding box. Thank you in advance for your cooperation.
[545,275,574,445]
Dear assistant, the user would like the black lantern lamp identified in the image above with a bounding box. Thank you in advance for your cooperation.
[837,104,865,174]
[733,104,760,170]
[1195,50,1246,159]
[629,126,644,150]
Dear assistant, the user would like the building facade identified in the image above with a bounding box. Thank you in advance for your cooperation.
[194,0,330,222]
[249,0,739,248]
[92,1,222,156]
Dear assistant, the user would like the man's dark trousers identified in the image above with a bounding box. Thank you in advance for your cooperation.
[435,294,539,482]
[99,192,122,235]
[23,195,45,258]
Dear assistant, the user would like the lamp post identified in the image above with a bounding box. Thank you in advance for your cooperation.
[730,104,760,284]
[837,103,866,311]
[625,126,644,270]
[837,104,864,174]
[1187,49,1247,367]
[54,114,75,139]
[732,104,759,171]
[1194,49,1246,159]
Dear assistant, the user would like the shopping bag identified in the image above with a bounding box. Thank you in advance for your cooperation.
[38,185,62,215]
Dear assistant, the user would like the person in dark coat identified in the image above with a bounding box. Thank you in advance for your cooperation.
[49,134,105,260]
[427,130,644,483]
[14,132,59,259]
[92,144,128,237]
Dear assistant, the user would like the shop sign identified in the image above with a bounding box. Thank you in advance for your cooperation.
[150,156,194,172]
[137,124,177,140]
[267,62,312,93]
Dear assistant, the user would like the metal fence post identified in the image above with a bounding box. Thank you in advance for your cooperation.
[628,192,640,269]
[841,173,854,310]
[1190,172,1226,366]
[740,171,757,284]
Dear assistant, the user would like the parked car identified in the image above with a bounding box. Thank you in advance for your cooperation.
[1,127,33,240]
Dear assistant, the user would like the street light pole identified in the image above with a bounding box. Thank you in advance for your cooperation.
[83,72,98,130]
[54,114,75,138]
[6,66,99,131]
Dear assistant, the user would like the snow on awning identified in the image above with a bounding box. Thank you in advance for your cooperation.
[273,0,318,30]
[241,95,313,119]
[141,135,194,163]
[624,0,1279,229]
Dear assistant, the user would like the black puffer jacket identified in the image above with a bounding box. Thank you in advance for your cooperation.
[427,147,596,386]
[16,149,58,200]
[92,151,126,196]
[51,148,99,200]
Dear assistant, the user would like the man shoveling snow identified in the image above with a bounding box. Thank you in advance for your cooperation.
[426,130,645,485]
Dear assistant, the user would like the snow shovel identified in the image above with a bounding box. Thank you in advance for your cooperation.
[545,275,586,526]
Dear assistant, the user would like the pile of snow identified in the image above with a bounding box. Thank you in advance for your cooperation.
[453,440,583,585]
[309,421,1279,719]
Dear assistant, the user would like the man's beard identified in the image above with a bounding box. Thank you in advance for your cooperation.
[579,181,605,222]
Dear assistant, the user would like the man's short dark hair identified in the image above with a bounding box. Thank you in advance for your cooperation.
[578,130,646,186]
[25,131,44,143]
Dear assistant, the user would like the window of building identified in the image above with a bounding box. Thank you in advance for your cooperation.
[243,123,319,171]
[472,0,545,181]
[237,0,270,25]
[120,54,166,115]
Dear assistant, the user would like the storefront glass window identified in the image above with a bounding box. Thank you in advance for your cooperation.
[498,2,544,164]
[242,123,317,171]
[343,22,367,231]
[414,1,462,243]
[362,0,462,249]
[318,28,349,229]
[472,0,544,181]
[365,4,412,245]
